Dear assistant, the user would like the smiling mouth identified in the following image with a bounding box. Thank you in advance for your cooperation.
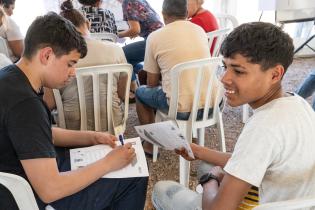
[226,90,235,94]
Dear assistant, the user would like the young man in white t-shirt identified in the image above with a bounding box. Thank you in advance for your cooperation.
[152,22,315,210]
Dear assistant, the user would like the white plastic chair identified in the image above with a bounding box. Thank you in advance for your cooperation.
[153,57,226,187]
[207,28,231,57]
[90,32,118,43]
[53,64,132,134]
[253,197,315,210]
[0,37,10,59]
[215,13,239,30]
[0,172,39,210]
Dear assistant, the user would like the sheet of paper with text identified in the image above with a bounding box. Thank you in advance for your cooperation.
[70,137,149,178]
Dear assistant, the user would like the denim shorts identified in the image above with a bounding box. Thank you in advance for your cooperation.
[135,86,169,113]
[136,86,214,121]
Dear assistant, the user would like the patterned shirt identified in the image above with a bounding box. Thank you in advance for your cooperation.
[81,6,117,34]
[122,0,163,38]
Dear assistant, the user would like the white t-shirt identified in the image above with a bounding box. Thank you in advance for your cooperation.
[224,95,315,204]
[0,17,23,62]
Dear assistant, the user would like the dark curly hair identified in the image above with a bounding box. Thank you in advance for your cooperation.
[60,0,87,28]
[23,12,87,59]
[78,0,99,6]
[220,22,294,72]
[0,0,15,8]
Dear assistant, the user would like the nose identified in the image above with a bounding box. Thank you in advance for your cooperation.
[69,68,76,77]
[220,68,231,85]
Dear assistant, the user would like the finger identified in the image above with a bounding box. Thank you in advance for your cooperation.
[124,143,133,149]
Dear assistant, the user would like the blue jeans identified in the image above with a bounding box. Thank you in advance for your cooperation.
[136,85,213,120]
[296,70,315,110]
[123,40,146,81]
[39,147,148,210]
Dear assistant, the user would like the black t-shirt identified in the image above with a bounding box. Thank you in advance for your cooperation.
[0,65,56,208]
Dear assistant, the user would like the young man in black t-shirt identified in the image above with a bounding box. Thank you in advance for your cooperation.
[0,12,147,210]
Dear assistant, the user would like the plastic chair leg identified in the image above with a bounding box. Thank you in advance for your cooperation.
[153,145,159,162]
[197,128,205,146]
[179,156,190,187]
[217,112,226,152]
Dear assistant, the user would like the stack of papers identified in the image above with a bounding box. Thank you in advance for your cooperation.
[135,121,194,159]
[70,137,149,178]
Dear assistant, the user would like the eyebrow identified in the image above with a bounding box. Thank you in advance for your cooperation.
[222,60,246,69]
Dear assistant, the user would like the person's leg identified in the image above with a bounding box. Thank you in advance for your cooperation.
[123,40,146,67]
[152,180,202,210]
[49,148,148,210]
[296,70,315,99]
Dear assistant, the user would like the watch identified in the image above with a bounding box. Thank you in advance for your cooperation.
[199,172,220,186]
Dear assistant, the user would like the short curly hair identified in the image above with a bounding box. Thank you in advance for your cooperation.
[77,0,99,6]
[23,12,87,59]
[220,22,294,72]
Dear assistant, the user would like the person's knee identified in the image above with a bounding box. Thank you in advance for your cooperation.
[153,180,183,200]
[135,86,145,99]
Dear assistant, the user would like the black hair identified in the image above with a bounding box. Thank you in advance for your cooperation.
[0,0,15,8]
[78,0,99,6]
[60,0,87,28]
[162,0,187,19]
[23,12,87,59]
[220,22,294,72]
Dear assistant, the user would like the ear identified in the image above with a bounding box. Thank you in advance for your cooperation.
[270,64,285,83]
[39,47,54,65]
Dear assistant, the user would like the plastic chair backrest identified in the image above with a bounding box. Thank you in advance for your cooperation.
[0,172,39,210]
[207,28,231,57]
[54,64,131,133]
[168,57,224,141]
[0,37,10,58]
[253,197,315,210]
[215,13,239,30]
[90,32,118,43]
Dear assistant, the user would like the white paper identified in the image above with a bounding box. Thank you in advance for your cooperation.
[135,121,195,159]
[70,137,149,178]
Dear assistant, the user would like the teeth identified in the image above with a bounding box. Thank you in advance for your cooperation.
[226,90,235,94]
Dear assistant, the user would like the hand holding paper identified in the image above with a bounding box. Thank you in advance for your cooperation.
[135,121,195,159]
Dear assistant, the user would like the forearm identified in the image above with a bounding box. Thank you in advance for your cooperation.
[196,147,231,168]
[23,158,112,203]
[49,158,111,202]
[8,40,24,58]
[118,29,139,38]
[52,127,96,147]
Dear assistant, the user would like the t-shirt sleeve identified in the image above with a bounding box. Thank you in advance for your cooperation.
[6,98,56,160]
[143,34,160,74]
[6,18,23,41]
[224,125,280,187]
[123,1,146,21]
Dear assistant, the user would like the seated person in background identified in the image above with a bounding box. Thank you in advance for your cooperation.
[44,0,128,132]
[0,52,11,67]
[152,22,315,210]
[136,0,217,155]
[78,0,117,34]
[296,69,315,110]
[0,12,147,210]
[187,0,218,55]
[118,0,163,101]
[0,0,15,16]
[0,3,23,62]
[187,0,218,33]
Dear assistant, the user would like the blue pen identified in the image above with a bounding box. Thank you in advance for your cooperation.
[119,134,124,145]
